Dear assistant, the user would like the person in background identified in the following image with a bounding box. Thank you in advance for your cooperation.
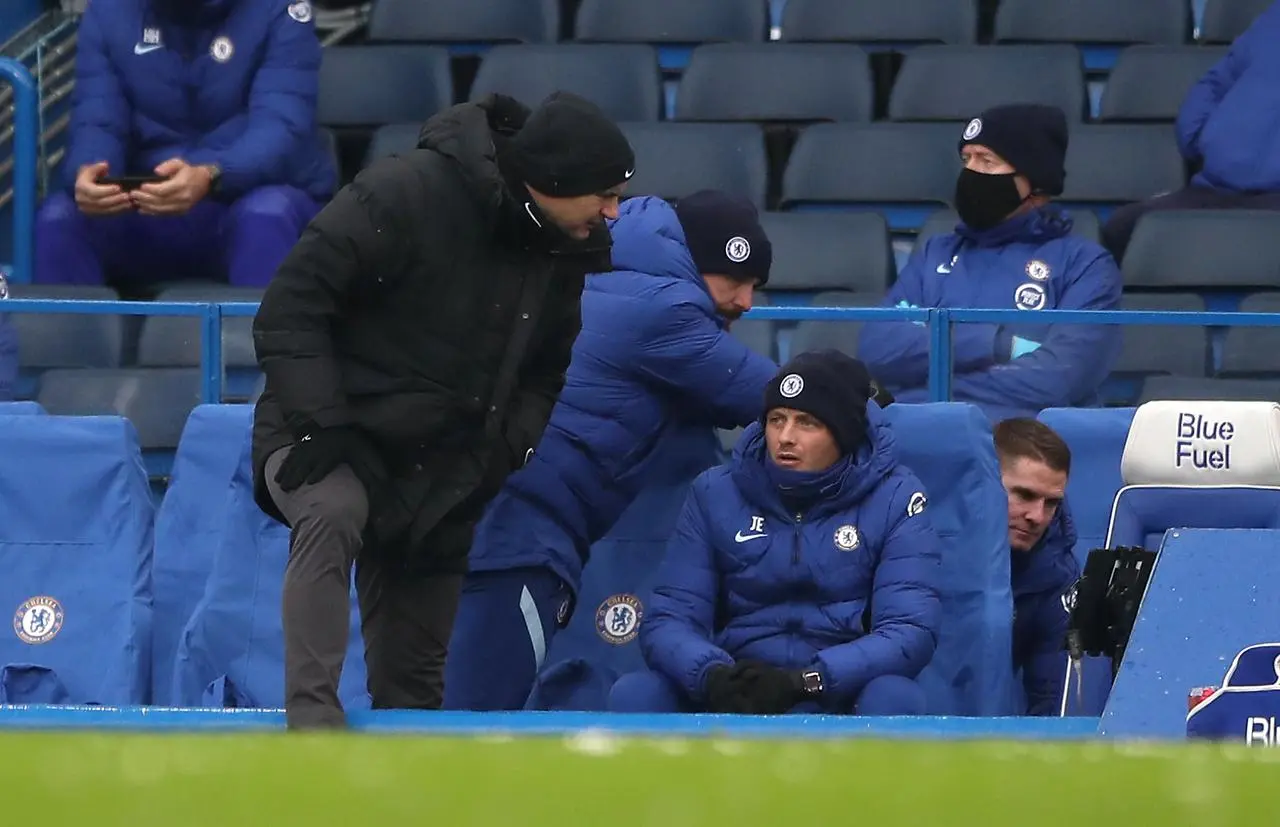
[34,0,335,290]
[858,104,1122,422]
[444,191,778,711]
[1102,0,1280,262]
[995,418,1080,717]
[609,351,941,716]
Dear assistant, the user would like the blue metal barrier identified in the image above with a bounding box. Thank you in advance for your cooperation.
[0,57,38,285]
[5,300,1280,406]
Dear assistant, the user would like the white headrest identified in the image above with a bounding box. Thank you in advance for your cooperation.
[1120,400,1280,486]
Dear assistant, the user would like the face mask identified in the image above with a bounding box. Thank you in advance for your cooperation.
[954,168,1026,231]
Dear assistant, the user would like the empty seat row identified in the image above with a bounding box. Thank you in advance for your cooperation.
[358,0,1269,49]
[363,121,1187,222]
[318,42,1228,128]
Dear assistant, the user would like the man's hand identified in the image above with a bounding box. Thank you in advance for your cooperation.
[131,158,213,216]
[74,162,132,217]
[734,665,806,715]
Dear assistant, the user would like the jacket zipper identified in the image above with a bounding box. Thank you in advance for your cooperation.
[791,512,803,564]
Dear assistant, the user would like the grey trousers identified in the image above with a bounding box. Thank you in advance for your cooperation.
[264,447,463,730]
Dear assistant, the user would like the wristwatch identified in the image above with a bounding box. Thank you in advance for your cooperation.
[801,669,824,697]
[202,163,223,194]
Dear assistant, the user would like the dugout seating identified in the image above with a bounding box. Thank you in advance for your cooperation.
[170,417,369,710]
[0,414,153,705]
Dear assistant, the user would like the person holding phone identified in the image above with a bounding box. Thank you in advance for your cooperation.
[32,0,335,289]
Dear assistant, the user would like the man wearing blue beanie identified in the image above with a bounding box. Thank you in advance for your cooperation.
[610,350,942,715]
[858,103,1123,422]
[443,190,781,710]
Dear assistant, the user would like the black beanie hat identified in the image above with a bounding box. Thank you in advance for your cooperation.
[958,104,1069,196]
[509,91,635,198]
[762,349,873,455]
[675,190,772,286]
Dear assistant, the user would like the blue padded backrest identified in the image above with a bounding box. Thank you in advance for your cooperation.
[150,404,254,705]
[0,415,153,705]
[884,402,1016,715]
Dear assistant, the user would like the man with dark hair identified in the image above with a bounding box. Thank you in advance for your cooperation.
[444,191,779,711]
[609,351,942,716]
[994,418,1080,716]
[251,90,635,729]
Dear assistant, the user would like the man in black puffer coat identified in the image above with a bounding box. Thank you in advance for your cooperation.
[251,91,634,729]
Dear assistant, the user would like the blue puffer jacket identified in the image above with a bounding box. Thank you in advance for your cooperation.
[858,207,1122,422]
[1176,0,1280,193]
[1012,502,1081,717]
[65,0,335,200]
[640,407,942,707]
[467,196,778,591]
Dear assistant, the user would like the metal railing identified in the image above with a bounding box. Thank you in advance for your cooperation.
[5,300,1280,406]
[0,57,37,285]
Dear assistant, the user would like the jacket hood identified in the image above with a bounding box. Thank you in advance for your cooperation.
[729,402,898,519]
[417,94,530,218]
[607,196,705,288]
[1012,500,1080,597]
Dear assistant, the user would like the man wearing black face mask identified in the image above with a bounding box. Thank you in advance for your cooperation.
[858,103,1122,422]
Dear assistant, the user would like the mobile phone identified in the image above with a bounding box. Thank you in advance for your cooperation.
[100,174,169,191]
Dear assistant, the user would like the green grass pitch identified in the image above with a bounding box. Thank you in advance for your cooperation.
[3,731,1274,825]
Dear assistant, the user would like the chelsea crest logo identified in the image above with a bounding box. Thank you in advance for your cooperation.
[595,593,643,645]
[13,596,64,644]
[834,525,860,551]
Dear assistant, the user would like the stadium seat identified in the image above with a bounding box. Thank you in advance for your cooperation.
[470,45,663,122]
[35,367,202,454]
[786,292,884,363]
[1200,0,1273,43]
[576,0,768,45]
[1220,293,1280,378]
[149,404,255,705]
[317,45,453,127]
[6,284,123,400]
[1108,400,1280,549]
[888,45,1087,122]
[1122,210,1280,290]
[617,123,768,207]
[1098,46,1228,121]
[914,207,1102,251]
[1036,406,1136,558]
[779,0,978,45]
[780,123,958,231]
[136,285,262,402]
[1060,125,1186,207]
[760,212,895,294]
[366,0,558,45]
[0,415,153,704]
[1111,293,1208,381]
[883,402,1017,716]
[171,422,369,710]
[675,44,873,122]
[994,0,1189,52]
[363,123,420,168]
[1138,376,1280,404]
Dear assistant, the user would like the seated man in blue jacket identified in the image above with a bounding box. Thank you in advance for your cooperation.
[609,351,942,715]
[1103,0,1280,262]
[0,270,14,401]
[996,418,1080,716]
[34,0,335,289]
[858,104,1122,423]
[443,191,779,711]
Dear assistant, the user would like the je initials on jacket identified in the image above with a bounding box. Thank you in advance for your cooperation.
[735,515,767,543]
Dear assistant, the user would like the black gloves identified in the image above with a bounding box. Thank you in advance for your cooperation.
[704,661,808,715]
[274,425,378,492]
